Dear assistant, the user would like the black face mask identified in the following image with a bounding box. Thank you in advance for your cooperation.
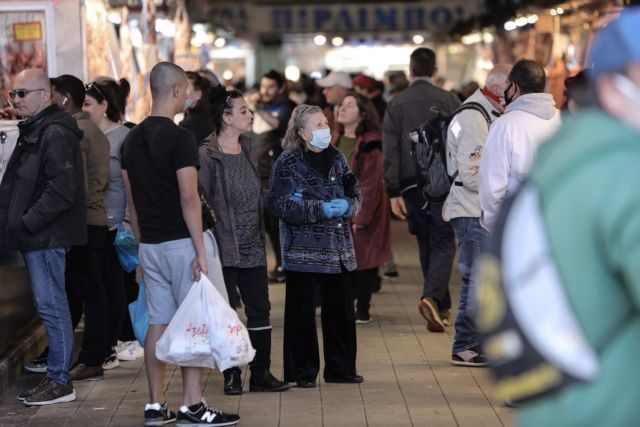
[503,83,515,106]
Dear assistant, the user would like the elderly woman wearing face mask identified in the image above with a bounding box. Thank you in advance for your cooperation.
[270,104,363,388]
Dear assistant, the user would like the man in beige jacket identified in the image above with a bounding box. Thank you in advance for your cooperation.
[443,64,511,366]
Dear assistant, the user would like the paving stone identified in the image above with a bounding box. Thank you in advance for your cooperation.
[0,221,514,426]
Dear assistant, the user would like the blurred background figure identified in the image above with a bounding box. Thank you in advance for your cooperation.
[352,74,386,120]
[317,71,352,131]
[249,69,296,284]
[82,80,131,371]
[333,92,391,325]
[179,71,212,143]
[563,69,598,114]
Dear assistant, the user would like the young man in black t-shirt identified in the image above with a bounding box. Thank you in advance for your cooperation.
[121,62,239,427]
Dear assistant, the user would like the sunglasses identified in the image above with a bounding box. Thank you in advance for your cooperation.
[9,88,45,99]
[85,82,105,100]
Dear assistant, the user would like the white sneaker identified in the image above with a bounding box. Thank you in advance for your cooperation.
[117,341,144,361]
[103,351,121,370]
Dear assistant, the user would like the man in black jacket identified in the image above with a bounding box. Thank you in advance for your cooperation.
[382,48,460,333]
[0,69,86,405]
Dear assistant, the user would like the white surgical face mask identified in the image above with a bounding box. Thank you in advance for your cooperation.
[184,98,193,112]
[309,128,331,150]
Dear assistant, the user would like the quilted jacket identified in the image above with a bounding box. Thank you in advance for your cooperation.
[269,145,361,274]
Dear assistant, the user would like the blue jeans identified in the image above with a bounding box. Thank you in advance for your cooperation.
[450,217,487,354]
[23,248,73,385]
[403,188,455,309]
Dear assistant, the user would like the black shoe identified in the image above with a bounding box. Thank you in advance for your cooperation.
[176,400,239,426]
[223,368,242,395]
[324,374,364,384]
[383,270,399,279]
[249,370,290,392]
[24,356,48,373]
[145,402,176,426]
[295,379,316,388]
[268,267,286,283]
[296,380,316,388]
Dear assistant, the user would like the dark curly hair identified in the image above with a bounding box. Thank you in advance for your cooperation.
[338,91,381,137]
[209,84,243,135]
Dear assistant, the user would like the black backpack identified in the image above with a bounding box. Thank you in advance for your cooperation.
[408,102,491,203]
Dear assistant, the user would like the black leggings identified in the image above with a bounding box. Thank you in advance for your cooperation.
[352,268,378,318]
[222,265,272,372]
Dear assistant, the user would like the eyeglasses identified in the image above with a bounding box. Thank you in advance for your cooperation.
[9,88,45,99]
[84,82,105,100]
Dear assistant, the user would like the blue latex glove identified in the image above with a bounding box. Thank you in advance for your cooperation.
[330,198,350,217]
[289,192,303,201]
[322,202,340,219]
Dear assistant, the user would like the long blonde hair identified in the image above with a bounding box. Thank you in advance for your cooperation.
[282,104,323,150]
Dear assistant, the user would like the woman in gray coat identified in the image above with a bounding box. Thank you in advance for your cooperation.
[197,85,289,395]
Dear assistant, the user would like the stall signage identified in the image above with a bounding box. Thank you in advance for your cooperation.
[13,22,43,41]
[208,1,476,36]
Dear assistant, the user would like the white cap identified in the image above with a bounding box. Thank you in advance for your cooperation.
[316,71,353,89]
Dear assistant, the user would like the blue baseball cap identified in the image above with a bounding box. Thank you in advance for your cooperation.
[589,7,640,80]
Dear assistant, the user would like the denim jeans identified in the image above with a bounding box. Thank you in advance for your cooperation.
[22,248,73,385]
[450,217,487,354]
[403,188,455,309]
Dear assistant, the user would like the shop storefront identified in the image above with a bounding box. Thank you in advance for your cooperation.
[191,0,480,88]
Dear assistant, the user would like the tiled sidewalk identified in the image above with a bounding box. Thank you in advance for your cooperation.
[0,221,514,427]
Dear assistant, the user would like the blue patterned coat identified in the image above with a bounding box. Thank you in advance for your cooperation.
[269,146,361,274]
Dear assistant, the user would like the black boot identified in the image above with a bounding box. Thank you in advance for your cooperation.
[250,369,291,392]
[223,367,242,395]
[248,329,290,392]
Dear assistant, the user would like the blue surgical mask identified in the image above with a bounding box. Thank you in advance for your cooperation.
[184,98,193,112]
[309,128,331,150]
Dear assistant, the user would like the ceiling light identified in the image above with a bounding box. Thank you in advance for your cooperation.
[412,34,425,44]
[285,65,301,82]
[313,34,327,46]
[331,36,344,47]
[504,21,517,31]
[515,17,528,27]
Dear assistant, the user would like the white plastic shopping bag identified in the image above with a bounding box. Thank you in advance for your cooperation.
[201,274,256,371]
[156,272,255,370]
[155,277,218,368]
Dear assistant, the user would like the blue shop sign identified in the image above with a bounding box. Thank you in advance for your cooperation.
[209,2,475,35]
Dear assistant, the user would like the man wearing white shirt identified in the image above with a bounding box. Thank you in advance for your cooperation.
[479,60,562,231]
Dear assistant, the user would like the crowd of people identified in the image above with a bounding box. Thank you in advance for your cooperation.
[1,8,639,426]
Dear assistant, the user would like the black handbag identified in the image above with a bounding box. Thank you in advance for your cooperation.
[198,184,217,229]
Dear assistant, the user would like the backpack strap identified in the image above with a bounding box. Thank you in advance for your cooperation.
[452,101,492,127]
[447,102,492,185]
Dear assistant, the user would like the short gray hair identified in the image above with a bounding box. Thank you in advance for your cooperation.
[282,104,323,151]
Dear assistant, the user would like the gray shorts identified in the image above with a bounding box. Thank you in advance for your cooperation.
[139,231,229,325]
